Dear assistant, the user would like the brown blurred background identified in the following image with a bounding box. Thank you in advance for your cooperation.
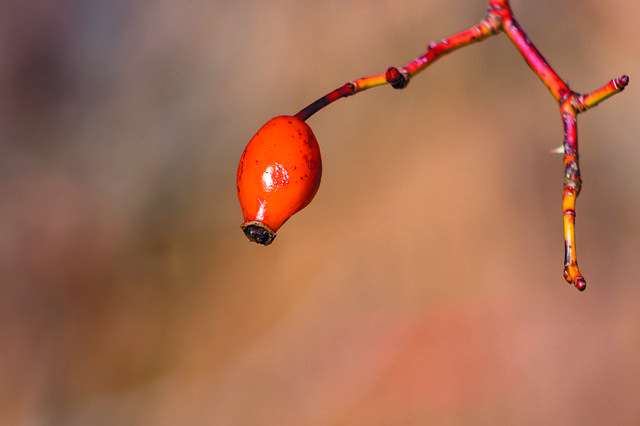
[1,0,638,424]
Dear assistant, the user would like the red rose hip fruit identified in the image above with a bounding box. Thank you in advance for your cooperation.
[237,116,322,245]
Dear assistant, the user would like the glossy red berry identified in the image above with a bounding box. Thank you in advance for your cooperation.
[237,116,322,245]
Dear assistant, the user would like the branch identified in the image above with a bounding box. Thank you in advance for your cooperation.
[283,0,629,291]
[294,9,502,121]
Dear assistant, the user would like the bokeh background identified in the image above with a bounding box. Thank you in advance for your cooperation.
[1,0,638,424]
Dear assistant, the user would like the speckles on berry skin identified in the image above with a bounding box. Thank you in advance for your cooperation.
[306,158,318,170]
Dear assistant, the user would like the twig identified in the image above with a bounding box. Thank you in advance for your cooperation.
[293,0,628,291]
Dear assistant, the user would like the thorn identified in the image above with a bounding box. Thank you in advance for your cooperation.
[550,145,564,154]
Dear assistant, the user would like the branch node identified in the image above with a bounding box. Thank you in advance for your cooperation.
[484,7,504,31]
[569,94,587,113]
[385,67,411,89]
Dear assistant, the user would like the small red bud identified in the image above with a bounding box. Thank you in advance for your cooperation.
[237,116,322,245]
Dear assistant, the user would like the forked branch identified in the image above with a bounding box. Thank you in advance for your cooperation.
[294,0,628,291]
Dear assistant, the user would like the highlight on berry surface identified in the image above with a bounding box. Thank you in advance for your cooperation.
[236,0,628,291]
[236,116,322,245]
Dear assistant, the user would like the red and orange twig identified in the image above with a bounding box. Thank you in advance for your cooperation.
[294,0,628,291]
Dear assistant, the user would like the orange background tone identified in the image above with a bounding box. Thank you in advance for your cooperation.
[1,1,638,424]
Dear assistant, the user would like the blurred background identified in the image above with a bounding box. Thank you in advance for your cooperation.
[1,0,638,424]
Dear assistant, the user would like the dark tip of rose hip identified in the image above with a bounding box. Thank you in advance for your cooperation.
[241,222,276,245]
